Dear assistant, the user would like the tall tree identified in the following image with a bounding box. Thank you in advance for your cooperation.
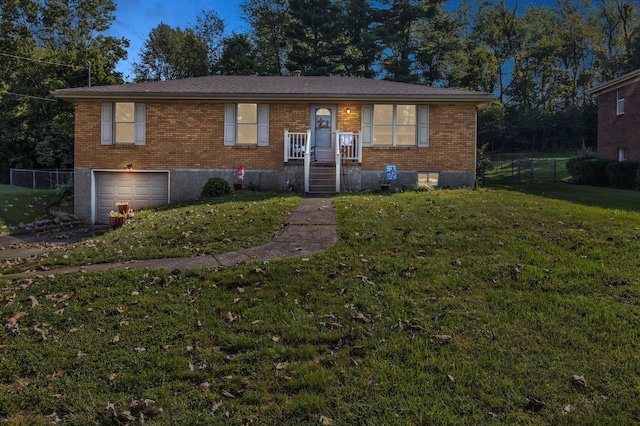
[132,23,209,81]
[285,0,347,75]
[0,0,128,182]
[376,0,431,83]
[340,0,381,78]
[217,33,261,75]
[241,0,288,75]
[132,9,224,82]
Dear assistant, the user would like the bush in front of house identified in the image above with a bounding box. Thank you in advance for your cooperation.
[606,161,640,189]
[566,157,614,186]
[201,177,231,197]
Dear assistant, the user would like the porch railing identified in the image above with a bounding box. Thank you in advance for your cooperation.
[337,131,361,161]
[284,130,310,162]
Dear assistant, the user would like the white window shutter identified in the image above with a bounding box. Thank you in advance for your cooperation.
[224,104,236,146]
[257,104,269,146]
[361,105,373,147]
[134,103,146,145]
[101,103,113,145]
[417,105,429,147]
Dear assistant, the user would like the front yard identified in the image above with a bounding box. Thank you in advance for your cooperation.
[1,186,639,424]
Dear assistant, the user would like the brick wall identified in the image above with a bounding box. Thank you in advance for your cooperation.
[361,104,476,172]
[596,80,640,161]
[75,101,476,173]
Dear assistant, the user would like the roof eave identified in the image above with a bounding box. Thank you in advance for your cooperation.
[52,91,496,105]
[586,68,640,96]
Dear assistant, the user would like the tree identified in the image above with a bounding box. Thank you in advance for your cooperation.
[132,23,210,81]
[340,0,381,78]
[376,0,431,83]
[285,0,347,76]
[241,0,288,75]
[132,9,224,82]
[0,0,128,182]
[217,33,261,75]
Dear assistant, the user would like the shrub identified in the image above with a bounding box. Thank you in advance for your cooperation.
[567,158,614,185]
[55,179,74,200]
[475,144,493,186]
[201,177,231,197]
[606,161,640,189]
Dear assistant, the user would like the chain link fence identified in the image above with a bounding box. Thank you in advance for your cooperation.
[10,168,74,189]
[486,158,571,183]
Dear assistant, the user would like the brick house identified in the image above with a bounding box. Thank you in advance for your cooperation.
[53,76,495,224]
[586,69,640,162]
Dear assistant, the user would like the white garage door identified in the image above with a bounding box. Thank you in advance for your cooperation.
[96,172,169,223]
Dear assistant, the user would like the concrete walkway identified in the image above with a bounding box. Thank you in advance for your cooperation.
[22,197,338,276]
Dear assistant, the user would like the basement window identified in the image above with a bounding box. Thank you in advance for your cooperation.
[418,172,439,188]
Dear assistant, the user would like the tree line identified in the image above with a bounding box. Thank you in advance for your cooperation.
[1,0,639,183]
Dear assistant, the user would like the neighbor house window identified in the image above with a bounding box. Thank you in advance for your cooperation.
[362,104,428,147]
[101,102,146,146]
[617,88,625,115]
[224,103,269,146]
[618,148,628,161]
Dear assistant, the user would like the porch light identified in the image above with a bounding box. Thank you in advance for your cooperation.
[346,107,351,114]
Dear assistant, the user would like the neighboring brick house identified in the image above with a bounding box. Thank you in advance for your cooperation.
[53,76,495,224]
[586,69,640,162]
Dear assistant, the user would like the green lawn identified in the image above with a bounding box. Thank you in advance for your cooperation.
[0,184,58,232]
[1,186,640,424]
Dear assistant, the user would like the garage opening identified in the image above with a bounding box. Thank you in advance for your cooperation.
[95,171,169,223]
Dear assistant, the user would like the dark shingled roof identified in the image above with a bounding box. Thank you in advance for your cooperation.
[53,75,495,104]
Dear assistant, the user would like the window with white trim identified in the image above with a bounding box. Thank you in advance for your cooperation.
[101,102,146,146]
[618,148,628,161]
[115,102,135,144]
[617,88,625,115]
[361,104,428,147]
[237,103,258,144]
[224,103,269,146]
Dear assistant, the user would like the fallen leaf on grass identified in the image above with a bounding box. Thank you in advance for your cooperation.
[563,404,575,414]
[46,370,64,379]
[432,334,452,344]
[133,347,146,353]
[4,377,31,393]
[570,375,587,388]
[118,411,135,423]
[110,335,120,344]
[6,311,26,324]
[198,382,211,392]
[525,398,545,411]
[319,415,334,425]
[210,401,223,415]
[222,390,236,399]
[447,374,455,383]
[272,336,280,342]
[28,296,38,308]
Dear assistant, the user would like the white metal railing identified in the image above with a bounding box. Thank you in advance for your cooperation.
[338,131,361,161]
[304,131,311,193]
[284,130,309,162]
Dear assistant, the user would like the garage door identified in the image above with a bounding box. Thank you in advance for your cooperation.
[96,172,169,223]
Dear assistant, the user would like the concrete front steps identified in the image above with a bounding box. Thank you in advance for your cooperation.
[307,163,337,194]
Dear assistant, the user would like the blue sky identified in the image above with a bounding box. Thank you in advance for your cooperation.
[106,1,246,80]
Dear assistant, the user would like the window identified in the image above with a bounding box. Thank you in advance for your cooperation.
[224,104,269,146]
[618,148,628,161]
[418,172,439,188]
[362,104,428,147]
[237,103,258,144]
[115,103,135,144]
[101,102,146,146]
[617,88,625,115]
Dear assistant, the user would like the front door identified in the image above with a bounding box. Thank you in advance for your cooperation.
[310,105,336,162]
